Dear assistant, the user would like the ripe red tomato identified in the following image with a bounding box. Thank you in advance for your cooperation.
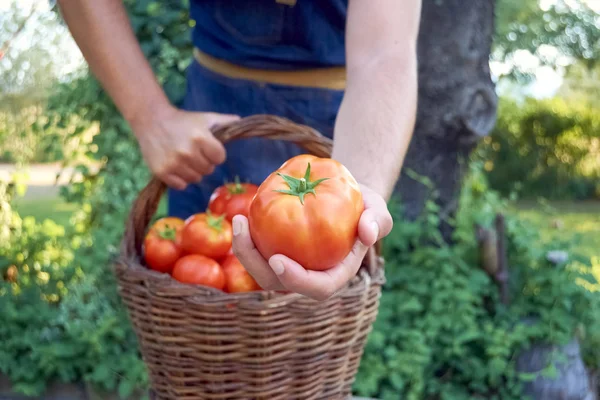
[248,154,363,271]
[181,212,232,259]
[143,217,184,273]
[208,178,259,222]
[171,255,225,289]
[221,254,261,293]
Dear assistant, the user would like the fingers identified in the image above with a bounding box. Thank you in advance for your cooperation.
[231,214,366,301]
[203,112,241,129]
[182,147,215,177]
[199,136,226,165]
[357,186,394,247]
[175,112,233,179]
[231,216,284,291]
[198,112,239,165]
[268,239,369,301]
[163,174,188,191]
[159,155,209,190]
[160,113,234,189]
[176,164,204,184]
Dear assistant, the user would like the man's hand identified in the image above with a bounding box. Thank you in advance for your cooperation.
[131,106,239,190]
[231,185,393,301]
[57,0,241,190]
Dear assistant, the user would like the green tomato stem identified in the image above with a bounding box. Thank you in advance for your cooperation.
[158,226,177,241]
[206,210,224,232]
[274,162,329,205]
[227,176,246,195]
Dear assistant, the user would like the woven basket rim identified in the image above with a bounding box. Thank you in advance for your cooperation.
[115,252,385,304]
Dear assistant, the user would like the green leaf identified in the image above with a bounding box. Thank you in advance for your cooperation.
[118,378,136,398]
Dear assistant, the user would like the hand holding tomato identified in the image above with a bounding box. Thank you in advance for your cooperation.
[231,155,393,301]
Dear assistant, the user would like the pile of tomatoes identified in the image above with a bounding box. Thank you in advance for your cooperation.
[143,179,261,293]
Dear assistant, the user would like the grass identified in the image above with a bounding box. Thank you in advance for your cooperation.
[511,199,600,292]
[511,199,600,261]
[12,196,78,227]
[12,194,168,228]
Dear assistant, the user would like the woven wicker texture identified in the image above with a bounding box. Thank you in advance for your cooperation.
[115,115,385,400]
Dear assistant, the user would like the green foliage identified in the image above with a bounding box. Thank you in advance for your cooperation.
[0,104,95,163]
[494,0,600,80]
[559,61,600,107]
[0,172,149,398]
[0,0,194,396]
[514,200,600,263]
[353,164,600,400]
[475,96,600,200]
[0,178,78,395]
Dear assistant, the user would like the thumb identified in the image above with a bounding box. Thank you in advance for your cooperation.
[357,188,393,247]
[203,112,241,129]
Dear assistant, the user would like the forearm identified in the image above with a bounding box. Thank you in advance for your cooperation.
[57,0,170,124]
[332,55,418,200]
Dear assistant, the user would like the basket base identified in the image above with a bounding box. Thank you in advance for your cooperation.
[148,390,378,400]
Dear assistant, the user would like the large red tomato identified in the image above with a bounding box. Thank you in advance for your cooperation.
[208,178,259,222]
[143,217,184,273]
[171,254,225,290]
[181,212,232,259]
[248,154,363,271]
[221,254,261,293]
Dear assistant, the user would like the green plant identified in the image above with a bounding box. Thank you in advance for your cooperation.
[0,178,79,396]
[353,163,600,400]
[0,174,148,398]
[475,96,600,200]
[0,0,196,396]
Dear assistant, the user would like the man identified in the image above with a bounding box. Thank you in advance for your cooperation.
[58,0,421,301]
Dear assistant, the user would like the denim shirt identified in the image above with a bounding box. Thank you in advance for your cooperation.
[189,0,348,70]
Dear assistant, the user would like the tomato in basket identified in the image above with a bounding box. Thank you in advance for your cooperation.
[222,254,261,293]
[143,217,184,273]
[171,254,225,290]
[181,212,232,259]
[248,154,363,271]
[208,178,258,222]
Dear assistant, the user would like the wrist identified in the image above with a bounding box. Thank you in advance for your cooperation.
[331,154,391,201]
[357,178,390,201]
[127,96,174,138]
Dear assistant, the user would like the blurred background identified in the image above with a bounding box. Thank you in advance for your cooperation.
[0,0,599,399]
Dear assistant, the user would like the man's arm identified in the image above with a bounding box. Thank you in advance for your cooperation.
[57,0,168,124]
[232,1,421,300]
[57,0,238,189]
[332,0,421,200]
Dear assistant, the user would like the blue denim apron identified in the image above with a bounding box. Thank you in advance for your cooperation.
[168,0,348,219]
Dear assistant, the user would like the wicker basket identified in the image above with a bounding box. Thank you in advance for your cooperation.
[114,115,385,400]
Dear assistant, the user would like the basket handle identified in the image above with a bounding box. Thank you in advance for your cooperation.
[121,114,382,275]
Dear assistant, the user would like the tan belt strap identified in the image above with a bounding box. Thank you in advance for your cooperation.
[193,48,346,90]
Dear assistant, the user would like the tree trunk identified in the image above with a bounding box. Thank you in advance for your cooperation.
[396,0,498,238]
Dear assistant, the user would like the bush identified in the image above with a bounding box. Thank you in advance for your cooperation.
[475,97,600,200]
[0,0,195,396]
[0,104,95,164]
[353,164,600,400]
[0,178,148,398]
